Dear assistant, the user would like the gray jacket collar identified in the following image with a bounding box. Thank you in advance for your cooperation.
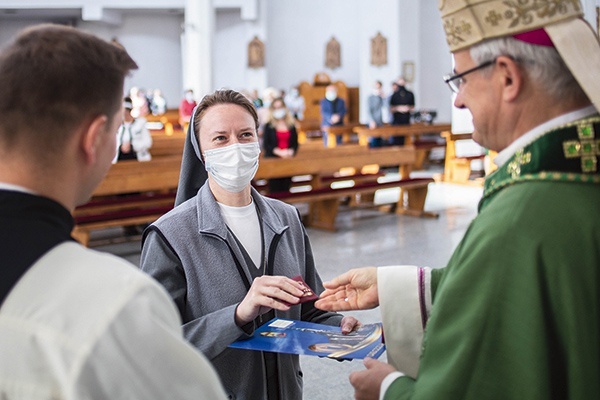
[195,184,289,241]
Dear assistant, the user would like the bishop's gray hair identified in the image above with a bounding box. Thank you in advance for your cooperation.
[470,36,588,104]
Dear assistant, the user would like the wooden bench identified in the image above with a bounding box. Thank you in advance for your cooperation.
[296,119,323,144]
[145,108,182,134]
[255,146,437,231]
[262,144,384,196]
[353,123,451,170]
[441,131,488,185]
[322,122,362,147]
[264,144,388,183]
[72,155,182,246]
[150,131,186,158]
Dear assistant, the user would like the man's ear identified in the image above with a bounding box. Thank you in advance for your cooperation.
[496,55,523,102]
[80,115,108,165]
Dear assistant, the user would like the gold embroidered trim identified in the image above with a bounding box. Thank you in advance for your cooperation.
[483,172,600,199]
[562,121,599,172]
[506,149,532,179]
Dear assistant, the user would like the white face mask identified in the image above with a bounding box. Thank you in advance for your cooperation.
[325,91,337,101]
[272,108,287,120]
[185,93,194,102]
[204,142,261,193]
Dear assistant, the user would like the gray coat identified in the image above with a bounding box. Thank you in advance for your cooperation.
[368,94,384,127]
[140,184,342,400]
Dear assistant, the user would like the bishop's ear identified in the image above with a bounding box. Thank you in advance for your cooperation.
[496,56,523,102]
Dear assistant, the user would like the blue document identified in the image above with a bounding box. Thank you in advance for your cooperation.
[229,318,386,360]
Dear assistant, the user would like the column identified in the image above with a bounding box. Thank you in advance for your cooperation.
[182,0,214,98]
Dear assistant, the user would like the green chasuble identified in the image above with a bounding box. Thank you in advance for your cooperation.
[386,116,600,399]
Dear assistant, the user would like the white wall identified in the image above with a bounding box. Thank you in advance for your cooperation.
[417,1,453,124]
[0,20,40,50]
[214,9,248,91]
[0,14,184,106]
[80,13,184,106]
[357,0,402,123]
[265,0,361,90]
[214,5,266,93]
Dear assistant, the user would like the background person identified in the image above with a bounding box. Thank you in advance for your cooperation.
[114,96,153,162]
[262,97,299,193]
[140,89,359,400]
[0,23,226,399]
[179,88,196,128]
[320,84,346,146]
[388,77,415,146]
[129,86,150,118]
[150,88,167,115]
[257,86,282,133]
[284,85,305,121]
[367,80,385,148]
[316,1,600,399]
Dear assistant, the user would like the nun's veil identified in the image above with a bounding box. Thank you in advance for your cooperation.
[174,107,208,206]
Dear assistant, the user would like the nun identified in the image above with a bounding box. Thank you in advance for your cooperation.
[140,89,359,400]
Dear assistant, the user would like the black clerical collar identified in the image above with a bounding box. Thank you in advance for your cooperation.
[0,190,75,305]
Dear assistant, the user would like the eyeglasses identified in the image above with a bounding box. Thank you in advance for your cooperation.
[443,59,496,93]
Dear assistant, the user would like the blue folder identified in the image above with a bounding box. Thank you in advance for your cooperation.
[229,318,386,360]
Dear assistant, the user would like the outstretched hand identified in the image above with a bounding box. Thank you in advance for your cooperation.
[315,267,379,311]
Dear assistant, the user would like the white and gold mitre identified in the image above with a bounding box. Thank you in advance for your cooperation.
[438,0,583,52]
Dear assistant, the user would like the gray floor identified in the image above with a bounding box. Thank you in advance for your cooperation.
[93,180,483,399]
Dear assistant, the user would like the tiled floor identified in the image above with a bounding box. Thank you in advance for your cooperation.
[94,180,483,399]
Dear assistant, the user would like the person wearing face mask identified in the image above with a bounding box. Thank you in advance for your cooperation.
[320,84,347,146]
[179,88,197,129]
[257,87,282,140]
[283,86,305,121]
[140,89,360,400]
[262,97,299,193]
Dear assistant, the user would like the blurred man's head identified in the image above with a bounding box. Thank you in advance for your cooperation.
[0,24,137,166]
[0,24,137,206]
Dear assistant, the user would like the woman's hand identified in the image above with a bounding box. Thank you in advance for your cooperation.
[235,275,306,326]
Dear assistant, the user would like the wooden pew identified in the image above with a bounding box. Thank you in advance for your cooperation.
[258,146,403,178]
[322,122,362,148]
[295,144,385,185]
[352,123,452,145]
[72,155,182,246]
[296,119,323,144]
[255,146,437,231]
[353,123,451,170]
[149,131,186,158]
[253,144,383,194]
[145,108,182,134]
[441,131,488,185]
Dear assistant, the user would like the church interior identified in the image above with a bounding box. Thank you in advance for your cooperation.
[2,1,598,398]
